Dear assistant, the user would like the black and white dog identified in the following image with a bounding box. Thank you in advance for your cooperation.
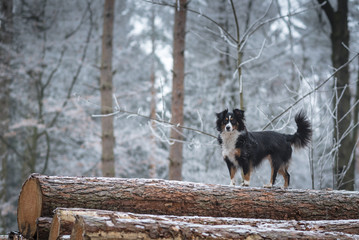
[216,109,311,188]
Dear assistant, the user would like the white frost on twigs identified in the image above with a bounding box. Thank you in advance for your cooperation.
[10,119,46,130]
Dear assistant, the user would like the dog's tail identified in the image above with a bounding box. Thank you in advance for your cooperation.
[287,111,312,148]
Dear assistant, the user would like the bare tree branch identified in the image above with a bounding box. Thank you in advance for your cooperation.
[48,1,94,128]
[143,0,237,43]
[262,53,359,130]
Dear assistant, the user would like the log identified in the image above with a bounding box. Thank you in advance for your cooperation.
[36,217,52,240]
[17,174,359,238]
[69,214,358,240]
[48,208,359,240]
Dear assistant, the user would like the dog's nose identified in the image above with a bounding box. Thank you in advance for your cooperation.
[226,126,231,131]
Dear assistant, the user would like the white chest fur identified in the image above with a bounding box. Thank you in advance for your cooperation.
[220,131,240,166]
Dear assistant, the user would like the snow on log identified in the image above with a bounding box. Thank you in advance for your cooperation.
[17,174,359,238]
[69,214,358,240]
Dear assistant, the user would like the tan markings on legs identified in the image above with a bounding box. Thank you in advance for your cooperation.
[243,170,251,186]
[231,148,243,185]
[229,166,237,186]
[279,165,289,189]
[230,167,237,180]
[264,155,274,188]
[241,162,252,186]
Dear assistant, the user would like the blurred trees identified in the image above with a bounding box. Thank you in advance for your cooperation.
[0,0,13,232]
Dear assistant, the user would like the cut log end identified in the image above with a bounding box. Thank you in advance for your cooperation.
[48,214,60,240]
[49,208,97,240]
[17,174,43,238]
[71,216,85,240]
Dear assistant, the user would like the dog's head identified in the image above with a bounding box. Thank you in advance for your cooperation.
[216,109,245,132]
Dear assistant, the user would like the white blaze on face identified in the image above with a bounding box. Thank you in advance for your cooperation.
[225,116,233,132]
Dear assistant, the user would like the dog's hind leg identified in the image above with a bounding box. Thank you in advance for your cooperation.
[279,165,290,188]
[264,156,279,188]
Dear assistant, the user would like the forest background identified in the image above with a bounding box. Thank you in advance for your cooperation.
[1,0,359,233]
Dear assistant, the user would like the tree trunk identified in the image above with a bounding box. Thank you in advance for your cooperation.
[148,7,157,178]
[69,214,357,240]
[100,0,115,177]
[47,208,359,240]
[17,174,359,238]
[317,0,355,190]
[217,0,233,108]
[168,0,187,180]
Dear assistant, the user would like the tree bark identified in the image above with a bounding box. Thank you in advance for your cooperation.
[46,208,359,240]
[317,0,355,190]
[168,0,187,180]
[69,214,357,240]
[17,174,359,238]
[100,0,116,177]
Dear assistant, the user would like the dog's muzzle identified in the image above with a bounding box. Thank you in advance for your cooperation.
[225,123,233,132]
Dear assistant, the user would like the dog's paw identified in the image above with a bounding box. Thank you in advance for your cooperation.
[263,183,273,188]
[229,179,236,186]
[241,180,250,187]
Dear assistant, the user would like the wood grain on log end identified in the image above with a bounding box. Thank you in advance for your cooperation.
[49,213,60,240]
[71,216,85,240]
[17,173,42,238]
[49,208,105,240]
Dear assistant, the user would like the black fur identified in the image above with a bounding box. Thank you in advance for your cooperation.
[216,109,312,188]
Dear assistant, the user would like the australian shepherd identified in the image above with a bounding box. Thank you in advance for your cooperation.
[216,109,311,188]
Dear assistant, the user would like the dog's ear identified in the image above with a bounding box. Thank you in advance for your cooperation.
[233,109,245,120]
[216,109,228,119]
[216,109,228,132]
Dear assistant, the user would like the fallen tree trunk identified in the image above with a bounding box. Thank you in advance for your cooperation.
[69,214,358,240]
[18,174,359,238]
[48,207,359,240]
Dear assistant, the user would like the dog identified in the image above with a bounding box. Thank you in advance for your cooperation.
[216,109,311,188]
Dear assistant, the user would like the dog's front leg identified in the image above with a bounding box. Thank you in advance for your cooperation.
[241,164,251,187]
[224,157,237,186]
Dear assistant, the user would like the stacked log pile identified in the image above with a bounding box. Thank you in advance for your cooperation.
[14,173,359,239]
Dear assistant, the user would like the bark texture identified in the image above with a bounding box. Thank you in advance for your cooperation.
[100,0,115,177]
[48,208,359,239]
[168,0,187,180]
[70,215,357,240]
[17,174,359,238]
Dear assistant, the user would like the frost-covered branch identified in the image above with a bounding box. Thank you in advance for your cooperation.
[92,106,217,139]
[240,2,321,51]
[48,1,94,128]
[262,52,359,130]
[143,0,237,43]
